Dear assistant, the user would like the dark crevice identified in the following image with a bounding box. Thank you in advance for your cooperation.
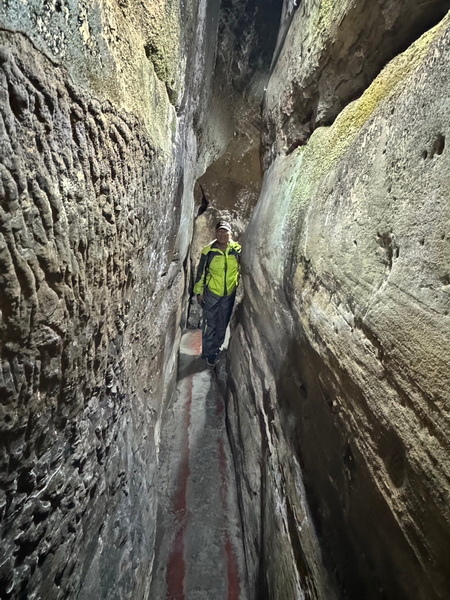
[285,495,317,594]
[196,184,209,216]
[430,133,446,158]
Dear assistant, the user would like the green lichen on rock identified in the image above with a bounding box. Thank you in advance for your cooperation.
[144,29,179,99]
[143,0,182,106]
[0,0,182,151]
[290,16,446,214]
[329,21,443,156]
[317,0,340,31]
[144,41,167,81]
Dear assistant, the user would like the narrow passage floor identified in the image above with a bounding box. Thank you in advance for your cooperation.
[150,330,249,600]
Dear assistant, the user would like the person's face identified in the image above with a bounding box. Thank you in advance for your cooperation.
[216,228,231,245]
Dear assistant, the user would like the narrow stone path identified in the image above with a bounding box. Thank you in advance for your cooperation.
[150,330,249,600]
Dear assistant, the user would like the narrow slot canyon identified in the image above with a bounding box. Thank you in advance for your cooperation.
[1,1,450,599]
[149,330,248,600]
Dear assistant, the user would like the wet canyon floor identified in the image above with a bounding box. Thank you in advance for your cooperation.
[149,330,249,600]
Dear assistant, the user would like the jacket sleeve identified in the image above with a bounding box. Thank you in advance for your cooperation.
[193,251,208,295]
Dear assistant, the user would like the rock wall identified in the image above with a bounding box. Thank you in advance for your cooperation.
[0,1,215,598]
[228,1,450,599]
[3,0,450,597]
[263,0,450,163]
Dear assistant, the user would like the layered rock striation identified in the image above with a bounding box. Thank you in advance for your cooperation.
[263,0,450,163]
[228,2,450,599]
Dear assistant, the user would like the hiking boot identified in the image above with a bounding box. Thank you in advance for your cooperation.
[206,356,216,367]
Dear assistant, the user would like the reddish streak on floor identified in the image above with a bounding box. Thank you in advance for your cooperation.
[218,437,241,600]
[225,533,241,600]
[192,330,203,355]
[166,335,199,599]
[216,392,225,417]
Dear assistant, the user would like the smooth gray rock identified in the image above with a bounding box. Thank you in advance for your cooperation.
[229,11,450,600]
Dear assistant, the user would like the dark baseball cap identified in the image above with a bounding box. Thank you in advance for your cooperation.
[215,220,231,232]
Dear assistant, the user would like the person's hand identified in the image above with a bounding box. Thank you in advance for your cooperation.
[197,294,204,306]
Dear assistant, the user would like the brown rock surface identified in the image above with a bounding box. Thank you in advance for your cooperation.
[228,9,450,600]
[3,0,450,598]
[188,0,282,328]
[0,0,213,597]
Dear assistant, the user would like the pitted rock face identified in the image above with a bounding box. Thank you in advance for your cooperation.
[0,0,185,147]
[0,0,210,587]
[0,0,212,594]
[0,33,185,598]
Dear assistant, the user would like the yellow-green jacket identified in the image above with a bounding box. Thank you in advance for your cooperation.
[193,240,241,297]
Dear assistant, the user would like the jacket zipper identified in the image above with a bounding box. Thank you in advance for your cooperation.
[223,249,228,296]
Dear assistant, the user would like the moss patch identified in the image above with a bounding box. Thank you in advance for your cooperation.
[317,0,339,31]
[290,16,446,212]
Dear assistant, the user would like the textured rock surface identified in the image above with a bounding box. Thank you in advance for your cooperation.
[3,0,450,598]
[0,1,213,597]
[229,7,450,600]
[0,0,186,148]
[263,0,450,165]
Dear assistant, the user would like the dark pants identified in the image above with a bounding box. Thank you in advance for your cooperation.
[201,289,236,359]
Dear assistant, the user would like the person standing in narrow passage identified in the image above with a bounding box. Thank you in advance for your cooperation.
[193,221,241,367]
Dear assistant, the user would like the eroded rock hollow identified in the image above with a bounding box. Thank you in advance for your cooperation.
[1,0,450,599]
